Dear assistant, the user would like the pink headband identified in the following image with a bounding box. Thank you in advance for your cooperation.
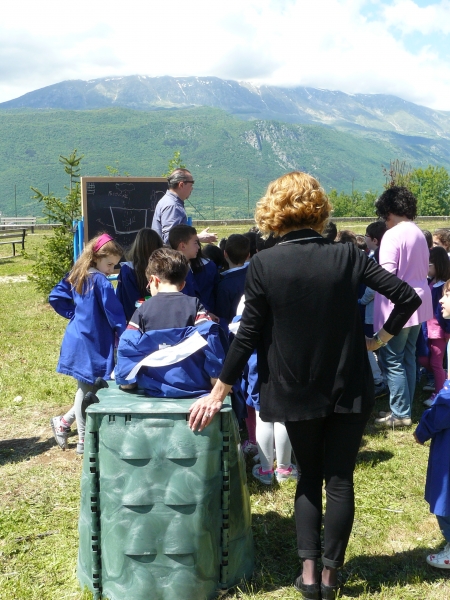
[93,234,113,252]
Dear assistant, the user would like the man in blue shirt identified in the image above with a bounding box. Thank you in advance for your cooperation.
[151,168,217,243]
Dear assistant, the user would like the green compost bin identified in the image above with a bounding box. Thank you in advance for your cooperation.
[78,386,254,600]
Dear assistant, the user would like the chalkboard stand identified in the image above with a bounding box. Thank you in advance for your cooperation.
[81,177,168,251]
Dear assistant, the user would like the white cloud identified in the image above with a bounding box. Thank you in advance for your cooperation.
[0,0,450,109]
[383,0,450,35]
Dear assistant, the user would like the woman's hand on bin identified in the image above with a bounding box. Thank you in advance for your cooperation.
[189,380,231,431]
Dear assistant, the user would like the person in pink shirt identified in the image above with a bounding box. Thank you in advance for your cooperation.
[374,186,433,428]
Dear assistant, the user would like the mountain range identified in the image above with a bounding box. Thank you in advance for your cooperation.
[0,76,449,218]
[2,75,450,138]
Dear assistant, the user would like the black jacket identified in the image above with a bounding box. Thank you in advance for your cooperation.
[220,229,421,421]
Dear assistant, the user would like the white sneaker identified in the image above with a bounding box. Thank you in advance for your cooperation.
[426,543,450,568]
[423,383,435,392]
[50,416,70,450]
[378,410,392,418]
[374,413,412,428]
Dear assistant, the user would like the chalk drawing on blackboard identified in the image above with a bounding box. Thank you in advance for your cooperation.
[108,183,136,200]
[87,182,96,195]
[110,207,149,234]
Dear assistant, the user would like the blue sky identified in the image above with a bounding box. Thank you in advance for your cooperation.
[1,0,449,110]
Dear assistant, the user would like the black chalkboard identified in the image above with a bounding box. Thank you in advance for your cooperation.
[81,177,168,251]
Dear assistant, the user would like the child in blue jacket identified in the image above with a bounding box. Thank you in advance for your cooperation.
[215,234,250,331]
[116,228,163,321]
[415,278,450,568]
[49,234,126,454]
[116,248,227,398]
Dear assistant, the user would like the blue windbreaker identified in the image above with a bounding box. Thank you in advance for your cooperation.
[49,270,126,384]
[115,321,228,398]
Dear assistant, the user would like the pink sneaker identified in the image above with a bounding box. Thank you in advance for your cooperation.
[275,464,298,483]
[252,465,274,485]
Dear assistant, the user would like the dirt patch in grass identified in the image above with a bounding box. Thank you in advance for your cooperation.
[0,275,28,283]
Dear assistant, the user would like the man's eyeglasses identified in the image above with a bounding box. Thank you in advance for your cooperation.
[183,180,195,185]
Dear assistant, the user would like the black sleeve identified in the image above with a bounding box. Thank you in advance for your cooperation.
[359,251,422,335]
[220,256,269,385]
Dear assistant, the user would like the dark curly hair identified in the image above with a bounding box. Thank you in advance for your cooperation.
[375,186,417,221]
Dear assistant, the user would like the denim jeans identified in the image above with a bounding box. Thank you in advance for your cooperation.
[436,515,450,543]
[379,325,420,419]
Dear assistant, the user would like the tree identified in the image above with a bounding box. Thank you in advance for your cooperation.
[410,166,450,216]
[329,189,378,217]
[27,150,83,297]
[105,160,130,177]
[382,159,412,189]
[162,151,186,177]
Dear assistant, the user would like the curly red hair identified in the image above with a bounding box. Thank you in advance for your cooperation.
[255,171,331,236]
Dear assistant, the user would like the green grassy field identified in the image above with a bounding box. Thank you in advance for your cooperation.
[2,229,450,599]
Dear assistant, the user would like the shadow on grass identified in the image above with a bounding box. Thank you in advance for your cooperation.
[356,449,394,466]
[232,526,450,598]
[237,509,299,595]
[0,436,55,465]
[342,548,450,596]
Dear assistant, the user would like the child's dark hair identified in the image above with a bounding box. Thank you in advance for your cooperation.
[126,228,163,296]
[429,246,450,282]
[257,232,277,251]
[356,235,367,252]
[168,225,198,250]
[366,221,387,243]
[243,231,258,257]
[322,221,337,241]
[434,229,450,251]
[68,233,123,294]
[145,248,189,286]
[375,186,417,221]
[225,234,251,265]
[337,230,357,245]
[422,230,433,250]
[202,244,227,271]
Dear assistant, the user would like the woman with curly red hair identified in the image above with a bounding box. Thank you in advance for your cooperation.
[189,172,422,599]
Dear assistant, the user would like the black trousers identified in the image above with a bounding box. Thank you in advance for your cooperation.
[285,409,370,568]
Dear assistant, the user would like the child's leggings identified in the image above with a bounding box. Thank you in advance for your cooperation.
[418,338,447,395]
[62,380,96,443]
[255,410,293,472]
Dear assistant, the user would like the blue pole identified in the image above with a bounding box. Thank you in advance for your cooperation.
[73,218,84,262]
[73,220,78,262]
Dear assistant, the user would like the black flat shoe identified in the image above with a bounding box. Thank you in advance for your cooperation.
[321,581,339,599]
[294,575,320,600]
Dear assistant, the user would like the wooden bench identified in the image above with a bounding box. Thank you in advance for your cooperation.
[0,228,26,258]
[0,217,36,233]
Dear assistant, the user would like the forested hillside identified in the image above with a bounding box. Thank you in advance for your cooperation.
[0,105,448,218]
